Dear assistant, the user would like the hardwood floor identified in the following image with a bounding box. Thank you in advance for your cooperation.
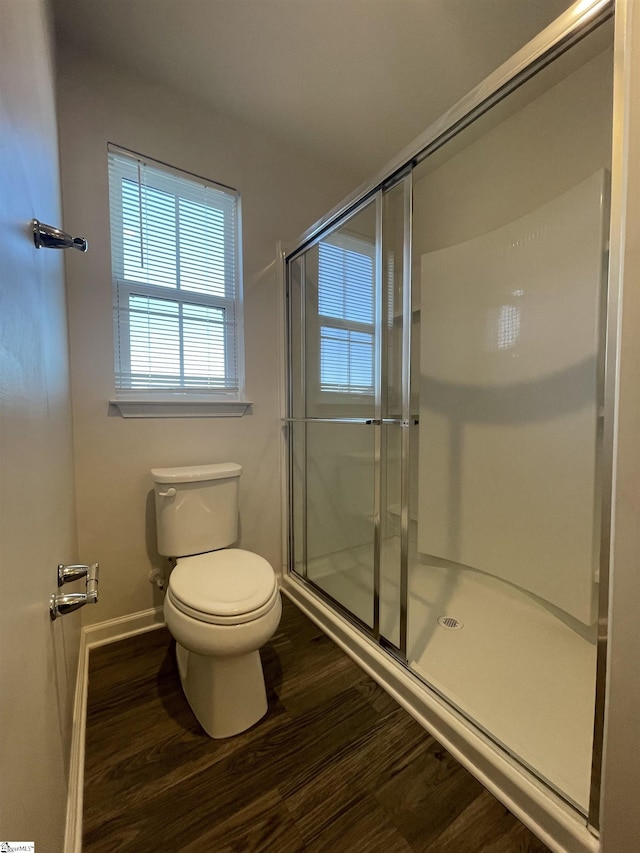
[83,597,550,852]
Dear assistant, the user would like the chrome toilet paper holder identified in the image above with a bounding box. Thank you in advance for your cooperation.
[50,562,99,620]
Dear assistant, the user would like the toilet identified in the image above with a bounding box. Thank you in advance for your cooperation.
[151,462,282,738]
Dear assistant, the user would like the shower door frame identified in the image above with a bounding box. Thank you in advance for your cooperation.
[282,0,618,835]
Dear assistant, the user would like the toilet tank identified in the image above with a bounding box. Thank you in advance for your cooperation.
[151,462,242,557]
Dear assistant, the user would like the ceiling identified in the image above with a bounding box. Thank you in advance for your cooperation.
[51,0,575,182]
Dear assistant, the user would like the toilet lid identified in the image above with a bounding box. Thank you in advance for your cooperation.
[169,549,277,621]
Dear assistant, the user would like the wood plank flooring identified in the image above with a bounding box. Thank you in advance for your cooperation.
[83,597,550,852]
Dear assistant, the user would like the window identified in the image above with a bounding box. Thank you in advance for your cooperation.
[317,233,375,395]
[108,146,246,415]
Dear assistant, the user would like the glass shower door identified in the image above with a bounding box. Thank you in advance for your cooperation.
[408,21,613,812]
[288,180,412,647]
[285,6,614,828]
[288,199,379,630]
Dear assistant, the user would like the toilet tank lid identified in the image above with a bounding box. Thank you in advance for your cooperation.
[150,462,242,484]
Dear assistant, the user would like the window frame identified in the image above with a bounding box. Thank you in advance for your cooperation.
[107,144,250,417]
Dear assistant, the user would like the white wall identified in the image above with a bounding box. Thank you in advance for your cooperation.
[55,47,357,625]
[0,1,80,848]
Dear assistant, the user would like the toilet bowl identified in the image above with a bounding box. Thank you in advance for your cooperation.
[164,548,282,738]
[151,463,282,738]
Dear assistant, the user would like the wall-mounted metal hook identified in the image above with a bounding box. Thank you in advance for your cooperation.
[32,219,88,252]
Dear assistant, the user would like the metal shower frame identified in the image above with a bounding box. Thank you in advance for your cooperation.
[282,0,619,833]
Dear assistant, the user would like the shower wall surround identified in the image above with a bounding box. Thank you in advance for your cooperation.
[418,170,607,626]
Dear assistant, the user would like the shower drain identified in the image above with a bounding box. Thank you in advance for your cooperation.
[437,616,464,630]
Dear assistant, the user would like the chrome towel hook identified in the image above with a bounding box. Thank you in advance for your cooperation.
[32,219,88,252]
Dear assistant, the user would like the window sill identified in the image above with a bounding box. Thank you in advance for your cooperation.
[109,398,253,418]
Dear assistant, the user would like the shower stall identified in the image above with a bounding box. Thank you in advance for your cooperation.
[282,3,618,850]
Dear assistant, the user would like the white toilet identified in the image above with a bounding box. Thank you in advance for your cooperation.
[150,462,282,739]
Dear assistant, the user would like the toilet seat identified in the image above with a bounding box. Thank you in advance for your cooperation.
[168,549,278,626]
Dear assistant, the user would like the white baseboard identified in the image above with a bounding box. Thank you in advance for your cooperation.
[64,628,88,853]
[64,607,166,852]
[83,606,166,649]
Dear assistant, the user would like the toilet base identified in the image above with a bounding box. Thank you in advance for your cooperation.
[176,642,268,738]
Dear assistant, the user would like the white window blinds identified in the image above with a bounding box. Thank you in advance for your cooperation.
[317,235,375,394]
[108,146,243,397]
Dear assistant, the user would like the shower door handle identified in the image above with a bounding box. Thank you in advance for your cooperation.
[369,418,415,426]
